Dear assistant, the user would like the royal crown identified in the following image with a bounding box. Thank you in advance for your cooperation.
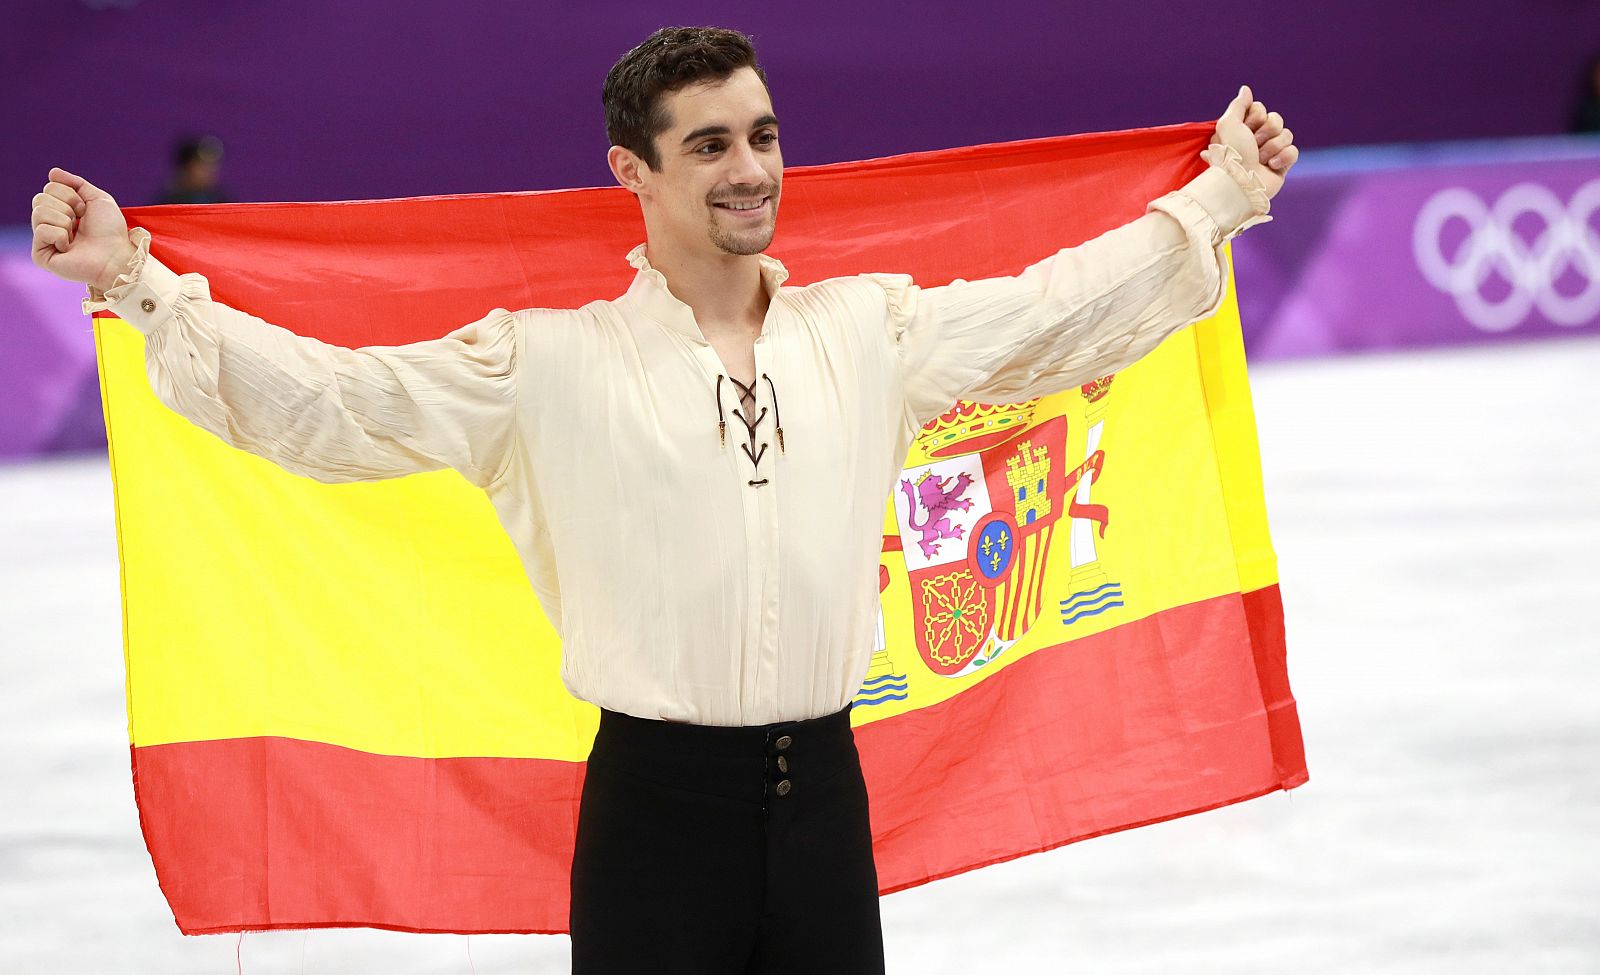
[1080,374,1116,403]
[916,398,1040,458]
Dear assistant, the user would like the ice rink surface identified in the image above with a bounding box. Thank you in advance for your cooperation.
[3,335,1596,973]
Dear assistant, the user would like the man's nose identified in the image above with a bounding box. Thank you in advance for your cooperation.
[725,141,768,186]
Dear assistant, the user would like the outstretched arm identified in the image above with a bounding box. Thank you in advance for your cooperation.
[37,169,521,487]
[865,86,1297,432]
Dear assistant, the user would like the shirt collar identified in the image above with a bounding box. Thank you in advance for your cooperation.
[618,243,791,343]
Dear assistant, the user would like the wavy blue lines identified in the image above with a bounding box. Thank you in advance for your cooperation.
[1061,599,1124,625]
[855,673,909,707]
[1063,581,1120,605]
[857,688,908,704]
[1060,582,1125,625]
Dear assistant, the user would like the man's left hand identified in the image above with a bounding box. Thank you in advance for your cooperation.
[1212,85,1297,200]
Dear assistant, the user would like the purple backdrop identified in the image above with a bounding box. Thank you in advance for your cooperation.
[5,1,1597,205]
[6,4,1600,459]
[1233,136,1600,359]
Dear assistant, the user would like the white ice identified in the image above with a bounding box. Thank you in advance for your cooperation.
[2,335,1597,973]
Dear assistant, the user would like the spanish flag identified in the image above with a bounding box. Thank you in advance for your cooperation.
[92,121,1306,935]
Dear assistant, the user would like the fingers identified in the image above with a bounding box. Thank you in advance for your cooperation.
[48,167,114,204]
[1220,84,1253,123]
[31,201,73,269]
[32,202,73,232]
[1237,100,1295,172]
[1260,128,1295,162]
[33,189,72,219]
[32,190,77,255]
[1254,111,1284,145]
[34,224,69,253]
[42,180,87,216]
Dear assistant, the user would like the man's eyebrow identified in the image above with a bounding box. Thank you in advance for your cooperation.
[680,114,780,146]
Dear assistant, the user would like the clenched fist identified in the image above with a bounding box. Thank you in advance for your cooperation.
[1211,85,1299,200]
[31,168,136,293]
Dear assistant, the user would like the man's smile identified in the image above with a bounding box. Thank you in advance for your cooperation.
[712,195,771,216]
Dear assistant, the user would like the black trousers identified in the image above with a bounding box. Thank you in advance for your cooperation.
[569,701,886,974]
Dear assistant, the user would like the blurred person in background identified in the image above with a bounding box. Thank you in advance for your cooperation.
[1572,55,1600,133]
[155,135,230,204]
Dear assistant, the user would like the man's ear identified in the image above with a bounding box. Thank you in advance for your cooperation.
[607,145,651,196]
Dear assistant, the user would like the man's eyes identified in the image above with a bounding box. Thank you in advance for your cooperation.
[697,133,779,155]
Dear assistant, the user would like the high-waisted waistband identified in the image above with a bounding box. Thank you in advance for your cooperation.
[586,703,858,804]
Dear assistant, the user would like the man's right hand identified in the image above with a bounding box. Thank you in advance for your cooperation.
[32,168,136,292]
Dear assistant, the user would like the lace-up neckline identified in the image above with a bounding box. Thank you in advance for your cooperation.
[716,372,785,486]
[617,243,791,488]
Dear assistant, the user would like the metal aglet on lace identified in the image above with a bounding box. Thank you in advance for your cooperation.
[717,373,780,482]
[763,373,785,453]
[715,374,727,448]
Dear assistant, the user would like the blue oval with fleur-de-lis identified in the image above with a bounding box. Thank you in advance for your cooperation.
[967,511,1018,586]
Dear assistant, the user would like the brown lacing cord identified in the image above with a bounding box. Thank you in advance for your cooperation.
[716,375,727,447]
[763,373,785,453]
[727,374,758,405]
[715,372,785,486]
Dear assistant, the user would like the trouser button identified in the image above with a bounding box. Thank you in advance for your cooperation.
[775,734,792,750]
[775,779,792,796]
[777,755,788,773]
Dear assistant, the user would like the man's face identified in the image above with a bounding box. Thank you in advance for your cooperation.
[184,159,219,188]
[637,66,782,257]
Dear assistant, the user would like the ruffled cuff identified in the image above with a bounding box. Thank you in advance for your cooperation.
[1197,142,1273,229]
[1147,143,1274,248]
[80,226,193,335]
[82,226,154,313]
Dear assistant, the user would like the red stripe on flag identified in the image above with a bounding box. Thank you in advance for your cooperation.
[862,583,1304,894]
[115,123,1217,350]
[132,738,584,935]
[131,585,1301,935]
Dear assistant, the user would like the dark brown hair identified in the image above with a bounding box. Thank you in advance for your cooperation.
[603,26,769,172]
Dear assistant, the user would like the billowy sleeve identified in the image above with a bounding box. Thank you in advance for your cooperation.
[83,226,521,487]
[861,142,1273,431]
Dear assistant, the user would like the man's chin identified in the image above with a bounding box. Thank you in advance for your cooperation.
[709,223,777,256]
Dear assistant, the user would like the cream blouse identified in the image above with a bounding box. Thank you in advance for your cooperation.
[83,143,1271,727]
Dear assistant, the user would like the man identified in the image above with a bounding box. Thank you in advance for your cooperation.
[30,25,1296,975]
[154,135,230,205]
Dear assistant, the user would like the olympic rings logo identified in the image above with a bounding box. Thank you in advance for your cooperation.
[1412,179,1600,332]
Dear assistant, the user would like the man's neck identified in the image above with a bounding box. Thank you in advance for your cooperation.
[643,238,770,338]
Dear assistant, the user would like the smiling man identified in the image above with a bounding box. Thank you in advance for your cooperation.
[601,34,788,396]
[32,23,1296,975]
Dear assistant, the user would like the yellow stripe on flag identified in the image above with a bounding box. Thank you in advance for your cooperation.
[103,252,1274,758]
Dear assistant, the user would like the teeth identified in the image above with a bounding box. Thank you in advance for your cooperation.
[718,198,765,211]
